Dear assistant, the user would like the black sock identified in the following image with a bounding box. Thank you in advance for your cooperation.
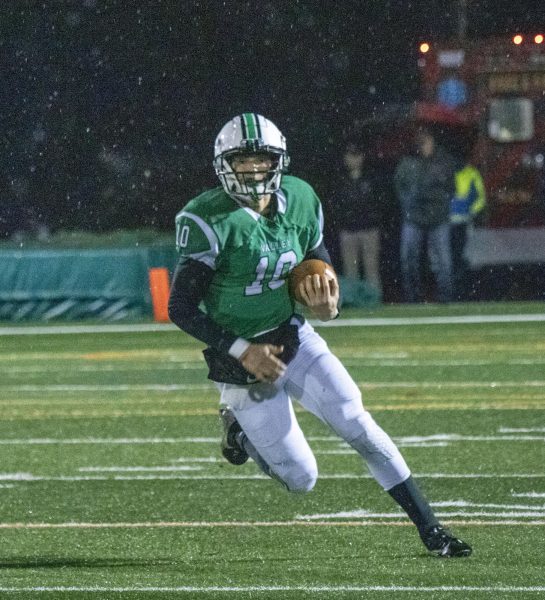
[387,476,439,534]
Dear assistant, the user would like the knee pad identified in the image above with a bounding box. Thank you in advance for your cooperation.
[277,459,318,493]
[326,401,374,444]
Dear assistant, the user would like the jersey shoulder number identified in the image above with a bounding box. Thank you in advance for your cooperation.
[175,195,222,269]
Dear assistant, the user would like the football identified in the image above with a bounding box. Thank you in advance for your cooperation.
[288,259,337,304]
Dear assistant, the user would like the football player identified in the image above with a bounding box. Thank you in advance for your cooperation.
[168,113,471,557]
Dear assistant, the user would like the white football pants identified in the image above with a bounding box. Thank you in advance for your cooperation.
[218,319,411,493]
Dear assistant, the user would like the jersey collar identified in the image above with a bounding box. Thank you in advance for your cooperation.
[242,191,287,222]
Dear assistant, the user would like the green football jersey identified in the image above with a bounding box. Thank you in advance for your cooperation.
[175,175,324,338]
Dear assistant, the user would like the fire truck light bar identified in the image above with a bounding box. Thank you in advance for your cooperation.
[512,34,544,45]
[417,35,543,54]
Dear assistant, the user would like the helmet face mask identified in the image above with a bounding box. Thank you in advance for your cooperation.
[213,113,290,207]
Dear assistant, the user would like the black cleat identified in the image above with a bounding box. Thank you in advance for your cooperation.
[219,408,248,465]
[421,525,472,558]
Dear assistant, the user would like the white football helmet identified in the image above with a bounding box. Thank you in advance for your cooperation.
[213,113,290,207]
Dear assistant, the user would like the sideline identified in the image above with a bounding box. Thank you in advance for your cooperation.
[1,312,545,335]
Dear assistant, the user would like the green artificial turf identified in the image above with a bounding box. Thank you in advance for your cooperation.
[0,302,544,598]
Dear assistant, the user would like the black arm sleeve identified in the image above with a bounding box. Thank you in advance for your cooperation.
[168,257,239,353]
[305,240,333,265]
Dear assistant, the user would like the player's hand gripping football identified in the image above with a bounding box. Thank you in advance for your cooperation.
[298,273,339,321]
[240,343,287,383]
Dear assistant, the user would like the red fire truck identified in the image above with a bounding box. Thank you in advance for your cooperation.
[416,35,545,225]
[411,34,545,274]
[416,34,545,227]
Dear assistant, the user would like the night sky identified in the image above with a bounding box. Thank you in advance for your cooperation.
[1,0,543,233]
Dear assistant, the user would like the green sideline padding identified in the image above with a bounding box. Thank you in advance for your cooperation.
[337,276,382,308]
[0,247,177,321]
[0,247,381,322]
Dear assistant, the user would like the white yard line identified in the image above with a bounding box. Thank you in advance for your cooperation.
[0,585,543,593]
[78,466,203,472]
[4,359,545,374]
[0,433,543,445]
[501,427,545,433]
[397,433,545,442]
[1,472,545,482]
[0,437,220,445]
[0,520,543,530]
[344,358,545,367]
[2,381,545,392]
[299,510,545,519]
[432,500,545,510]
[171,457,219,463]
[358,381,545,388]
[318,314,545,326]
[0,384,213,392]
[0,324,177,336]
[2,363,202,374]
[1,312,545,337]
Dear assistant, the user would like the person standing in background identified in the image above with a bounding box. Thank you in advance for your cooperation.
[450,162,486,300]
[332,142,383,295]
[394,127,457,303]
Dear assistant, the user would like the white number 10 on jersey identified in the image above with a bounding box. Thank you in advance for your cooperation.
[245,250,297,296]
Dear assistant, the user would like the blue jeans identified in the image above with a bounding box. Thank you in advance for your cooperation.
[400,222,453,303]
[451,223,469,301]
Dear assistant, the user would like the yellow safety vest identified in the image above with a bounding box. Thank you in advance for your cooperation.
[451,165,486,224]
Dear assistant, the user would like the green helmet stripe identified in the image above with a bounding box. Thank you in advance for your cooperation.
[254,113,262,138]
[241,113,259,140]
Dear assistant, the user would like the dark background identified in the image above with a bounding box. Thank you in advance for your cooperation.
[1,0,543,237]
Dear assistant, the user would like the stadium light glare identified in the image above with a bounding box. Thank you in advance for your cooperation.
[535,34,544,44]
[419,42,430,54]
[513,35,523,45]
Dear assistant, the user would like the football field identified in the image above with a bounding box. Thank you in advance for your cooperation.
[1,302,545,599]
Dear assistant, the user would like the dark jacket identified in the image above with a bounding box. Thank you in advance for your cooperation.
[394,146,456,227]
[331,172,383,231]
